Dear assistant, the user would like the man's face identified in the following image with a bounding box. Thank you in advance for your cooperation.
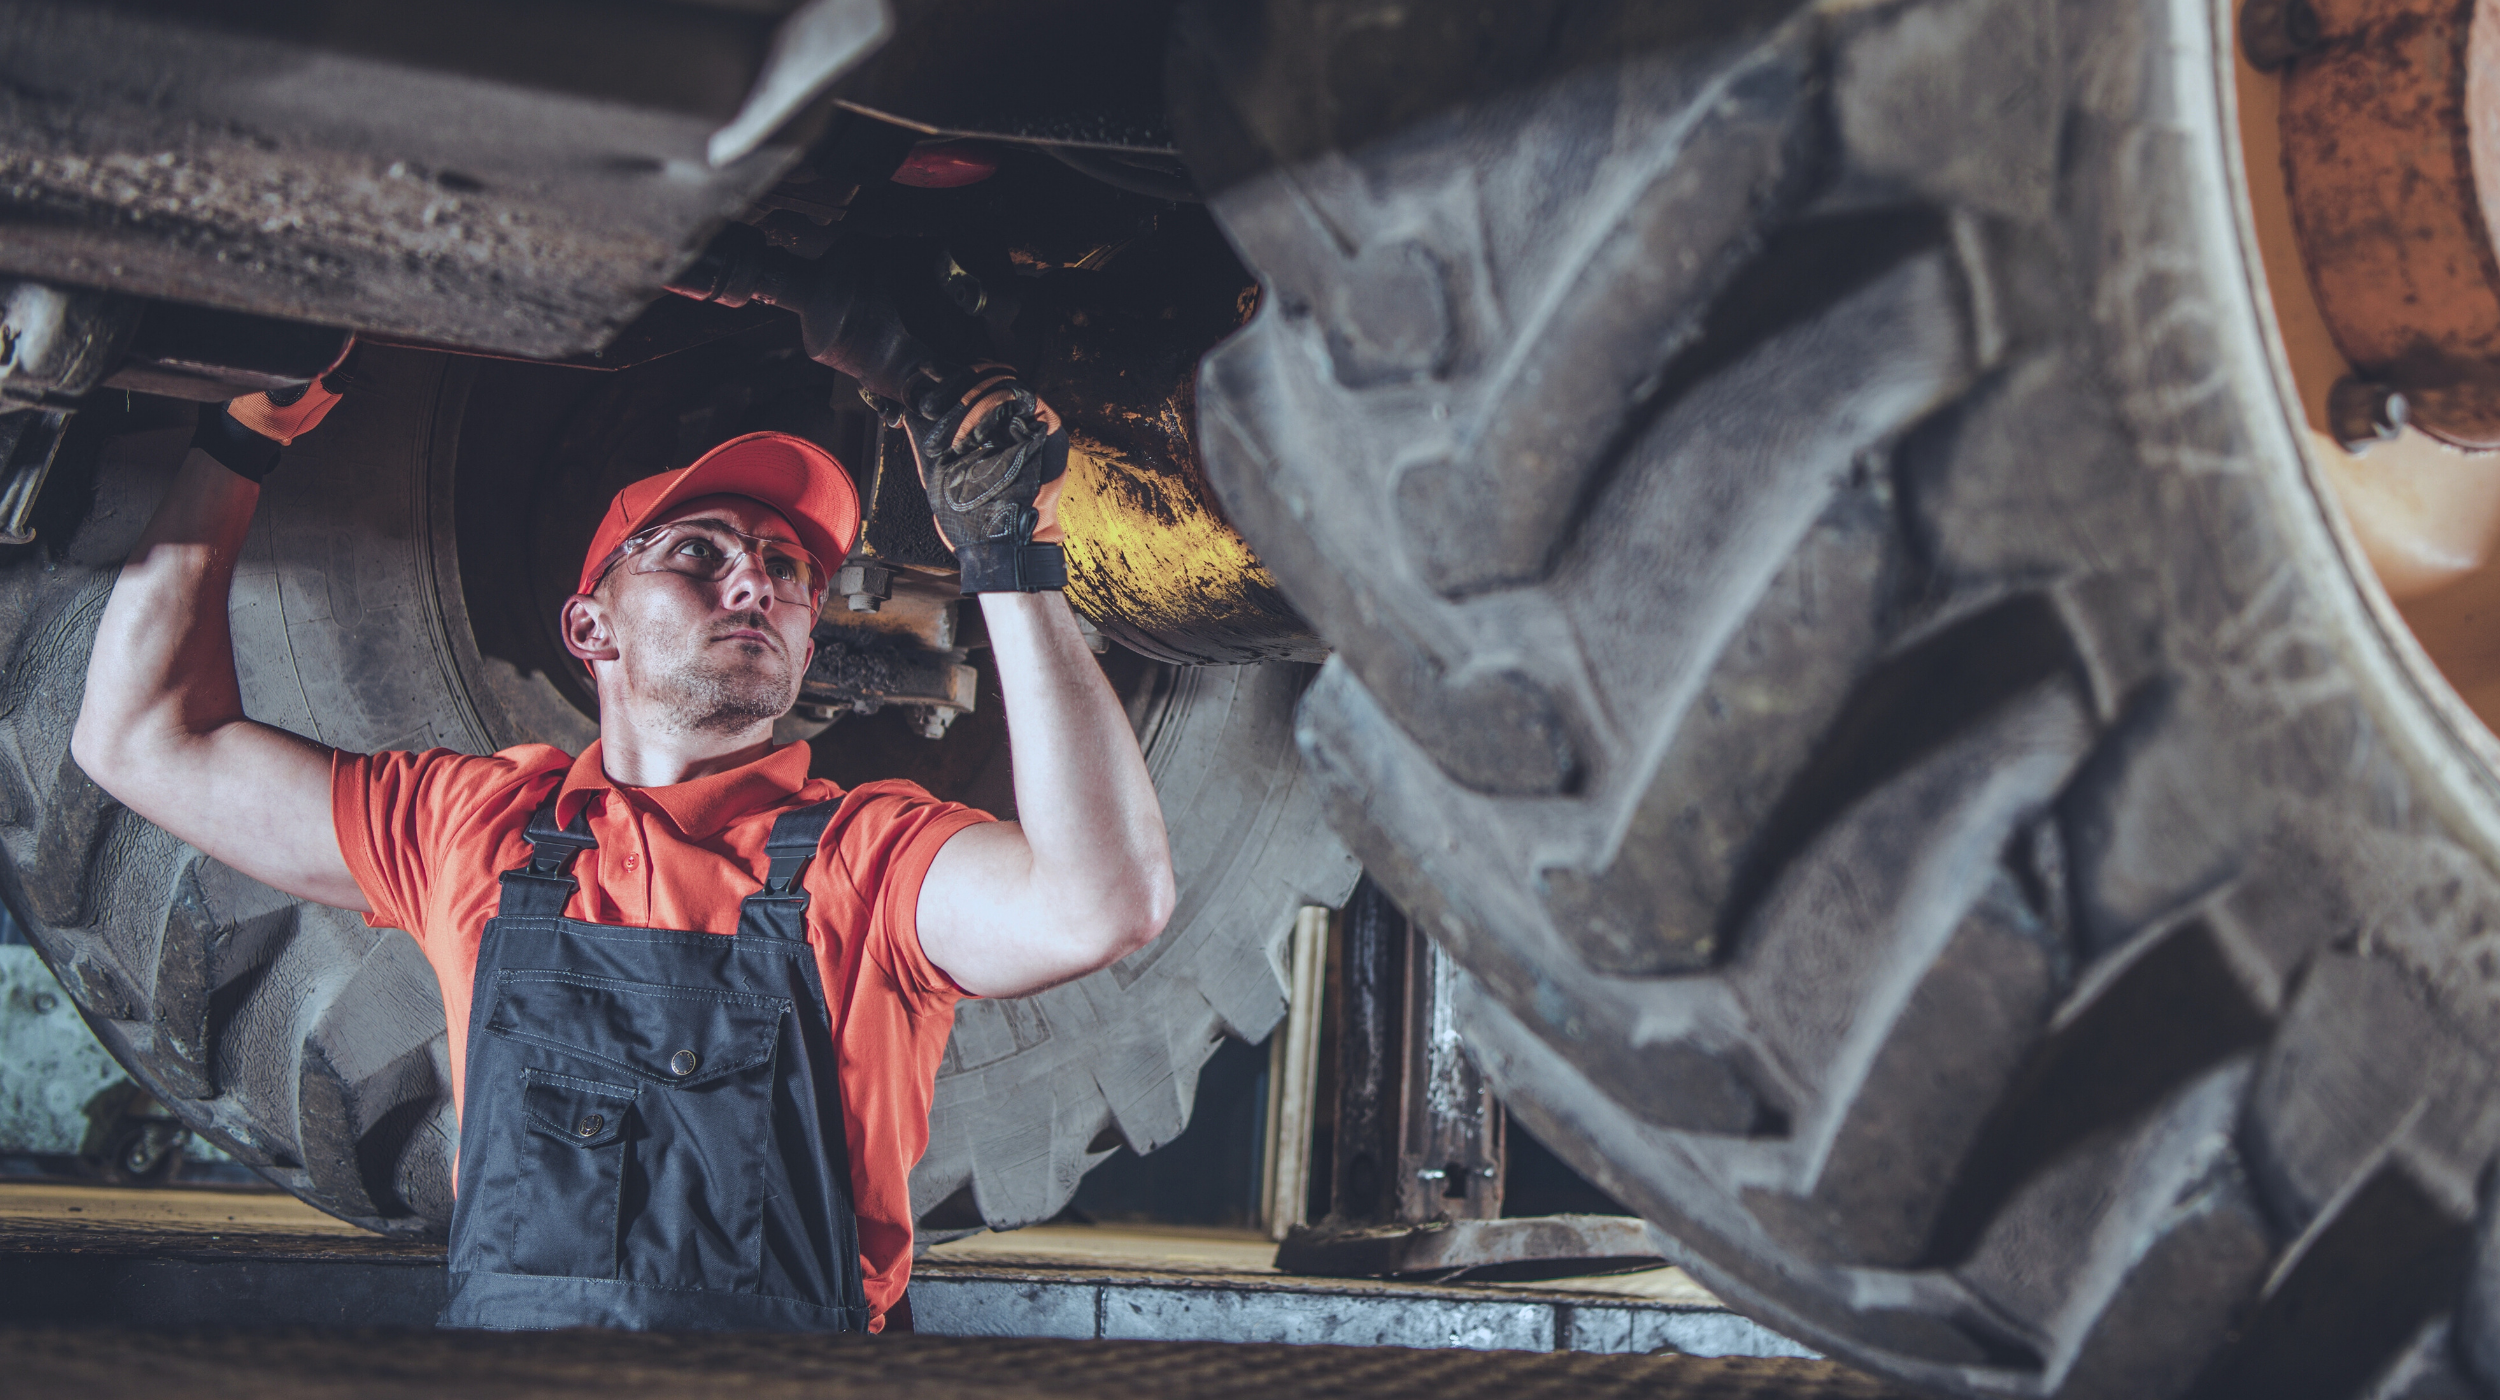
[574,493,819,736]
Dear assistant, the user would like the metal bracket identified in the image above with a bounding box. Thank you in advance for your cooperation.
[0,409,73,546]
[0,282,138,408]
[802,564,979,738]
[1276,1216,1666,1284]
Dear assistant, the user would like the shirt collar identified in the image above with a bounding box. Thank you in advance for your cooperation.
[556,738,817,839]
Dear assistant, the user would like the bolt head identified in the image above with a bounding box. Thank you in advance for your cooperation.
[2241,0,2324,71]
[2329,376,2409,454]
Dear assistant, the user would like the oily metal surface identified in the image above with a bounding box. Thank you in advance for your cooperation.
[0,1326,1920,1400]
[2280,0,2500,445]
[1025,222,1319,665]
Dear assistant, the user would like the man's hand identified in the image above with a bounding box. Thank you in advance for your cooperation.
[193,352,354,482]
[898,366,1070,595]
[230,377,347,445]
[663,241,1075,595]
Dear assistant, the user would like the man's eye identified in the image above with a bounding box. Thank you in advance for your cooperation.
[674,537,723,560]
[767,556,799,580]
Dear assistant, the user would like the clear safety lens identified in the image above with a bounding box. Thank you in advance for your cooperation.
[615,521,824,604]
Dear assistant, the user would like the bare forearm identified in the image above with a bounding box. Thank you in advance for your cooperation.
[895,371,1171,990]
[75,450,260,777]
[971,592,1175,968]
[72,449,360,908]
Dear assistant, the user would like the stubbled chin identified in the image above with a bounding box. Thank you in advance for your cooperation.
[635,650,798,736]
[700,655,792,701]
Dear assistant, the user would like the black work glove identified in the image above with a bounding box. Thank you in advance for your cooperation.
[886,365,1070,595]
[666,238,1072,593]
[190,359,351,483]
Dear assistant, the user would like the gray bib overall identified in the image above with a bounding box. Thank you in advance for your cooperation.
[438,795,870,1332]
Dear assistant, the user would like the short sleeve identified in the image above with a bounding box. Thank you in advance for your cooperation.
[331,746,568,944]
[818,780,993,1009]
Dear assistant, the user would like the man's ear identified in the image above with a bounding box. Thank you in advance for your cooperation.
[561,593,620,665]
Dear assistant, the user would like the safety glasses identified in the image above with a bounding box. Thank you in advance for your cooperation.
[596,519,826,606]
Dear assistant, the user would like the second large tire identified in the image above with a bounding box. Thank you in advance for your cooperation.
[0,344,1355,1238]
[1177,1,2500,1396]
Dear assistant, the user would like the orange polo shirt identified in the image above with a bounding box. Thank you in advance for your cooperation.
[330,738,990,1328]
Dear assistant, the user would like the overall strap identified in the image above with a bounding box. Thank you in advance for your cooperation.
[737,799,842,942]
[494,795,596,921]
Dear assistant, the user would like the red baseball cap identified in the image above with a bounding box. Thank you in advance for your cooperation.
[576,431,861,599]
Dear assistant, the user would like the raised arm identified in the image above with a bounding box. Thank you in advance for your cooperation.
[897,364,1174,996]
[71,393,367,911]
[915,591,1176,997]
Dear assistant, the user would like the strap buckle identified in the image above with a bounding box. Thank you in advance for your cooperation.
[521,798,597,878]
[757,800,842,897]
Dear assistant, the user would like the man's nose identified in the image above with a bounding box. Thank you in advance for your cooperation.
[717,552,776,610]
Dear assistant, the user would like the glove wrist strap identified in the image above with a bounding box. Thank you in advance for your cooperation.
[191,402,283,483]
[956,540,1066,595]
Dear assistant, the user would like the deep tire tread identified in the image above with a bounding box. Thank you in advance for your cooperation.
[1175,0,2500,1396]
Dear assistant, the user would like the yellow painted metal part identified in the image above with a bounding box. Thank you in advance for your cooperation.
[1059,424,1310,666]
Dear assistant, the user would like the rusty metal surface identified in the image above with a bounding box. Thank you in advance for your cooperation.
[0,1,823,358]
[2279,0,2500,446]
[1288,886,1636,1285]
[1317,879,1505,1232]
[0,1327,1917,1400]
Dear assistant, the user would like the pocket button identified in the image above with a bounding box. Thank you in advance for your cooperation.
[575,1114,605,1138]
[669,1049,700,1078]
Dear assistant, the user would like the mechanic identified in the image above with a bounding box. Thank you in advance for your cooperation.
[69,364,1176,1334]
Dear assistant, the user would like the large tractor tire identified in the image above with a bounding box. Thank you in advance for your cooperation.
[1177,0,2500,1396]
[0,345,1355,1238]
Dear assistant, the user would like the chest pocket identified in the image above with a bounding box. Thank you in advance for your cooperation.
[486,970,788,1086]
[485,969,794,1286]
